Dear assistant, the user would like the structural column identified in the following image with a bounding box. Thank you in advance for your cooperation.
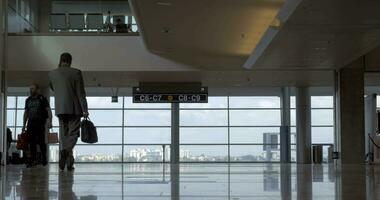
[364,94,376,162]
[335,59,366,200]
[171,103,180,164]
[0,0,7,166]
[38,0,52,32]
[280,87,291,163]
[336,61,365,164]
[296,87,312,164]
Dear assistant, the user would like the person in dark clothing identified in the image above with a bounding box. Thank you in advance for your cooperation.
[115,18,130,33]
[22,84,52,167]
[7,128,13,150]
[6,128,15,164]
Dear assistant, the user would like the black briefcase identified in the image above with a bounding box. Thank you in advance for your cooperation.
[80,118,98,144]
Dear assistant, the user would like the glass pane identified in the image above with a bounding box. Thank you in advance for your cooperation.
[180,110,228,126]
[77,128,122,144]
[312,127,334,144]
[229,96,280,108]
[180,97,227,108]
[87,97,123,108]
[230,110,281,126]
[180,128,228,144]
[311,96,333,108]
[180,145,228,162]
[291,109,296,126]
[124,97,170,108]
[7,110,16,127]
[50,97,55,108]
[291,144,297,162]
[17,96,28,108]
[290,96,296,109]
[311,109,334,126]
[230,145,280,162]
[89,110,122,126]
[74,145,122,162]
[51,110,60,127]
[291,127,296,144]
[230,127,280,144]
[132,16,136,24]
[124,128,170,144]
[7,96,16,108]
[16,110,24,127]
[125,110,171,126]
[124,145,166,162]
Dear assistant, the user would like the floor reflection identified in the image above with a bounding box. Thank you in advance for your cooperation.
[0,163,378,199]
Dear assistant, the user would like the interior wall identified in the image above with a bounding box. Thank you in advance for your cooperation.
[8,35,194,71]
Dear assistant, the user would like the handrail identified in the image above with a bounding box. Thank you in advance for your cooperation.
[8,32,139,36]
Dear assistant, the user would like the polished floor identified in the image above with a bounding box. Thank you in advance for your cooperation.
[0,163,379,199]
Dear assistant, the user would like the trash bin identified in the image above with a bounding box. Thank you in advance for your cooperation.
[313,145,323,164]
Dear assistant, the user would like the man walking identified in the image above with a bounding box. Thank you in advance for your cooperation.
[49,52,88,171]
[22,84,52,167]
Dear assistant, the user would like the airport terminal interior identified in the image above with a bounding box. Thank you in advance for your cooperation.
[1,0,380,199]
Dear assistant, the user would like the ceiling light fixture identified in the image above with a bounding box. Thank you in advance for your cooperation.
[156,2,172,6]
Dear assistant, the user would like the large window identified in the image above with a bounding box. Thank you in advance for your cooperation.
[180,96,283,162]
[7,95,335,163]
[311,96,334,161]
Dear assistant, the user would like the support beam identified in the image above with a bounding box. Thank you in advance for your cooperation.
[296,87,311,164]
[171,103,180,164]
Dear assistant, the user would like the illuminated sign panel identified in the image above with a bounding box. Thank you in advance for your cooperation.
[132,84,208,103]
[133,94,208,103]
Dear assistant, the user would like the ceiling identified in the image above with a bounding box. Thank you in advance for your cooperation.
[131,0,380,71]
[130,0,284,69]
[245,0,380,70]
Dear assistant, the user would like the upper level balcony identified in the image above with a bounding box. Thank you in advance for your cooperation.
[8,0,139,35]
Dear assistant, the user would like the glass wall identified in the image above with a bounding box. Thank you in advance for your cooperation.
[7,95,335,163]
[180,96,283,162]
[50,97,171,162]
[8,0,39,33]
[311,96,334,162]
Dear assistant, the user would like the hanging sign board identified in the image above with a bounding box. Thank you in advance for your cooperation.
[133,83,208,103]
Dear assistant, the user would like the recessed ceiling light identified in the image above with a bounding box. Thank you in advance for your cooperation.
[157,2,172,6]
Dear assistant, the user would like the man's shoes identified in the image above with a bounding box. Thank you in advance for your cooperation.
[59,150,67,171]
[66,150,75,171]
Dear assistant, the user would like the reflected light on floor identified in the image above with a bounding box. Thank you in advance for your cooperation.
[1,163,378,199]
